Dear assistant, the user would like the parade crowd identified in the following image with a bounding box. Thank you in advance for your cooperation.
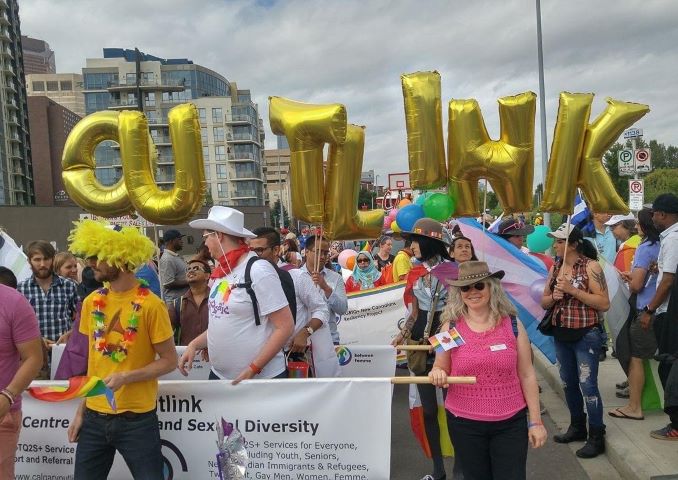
[1,192,677,480]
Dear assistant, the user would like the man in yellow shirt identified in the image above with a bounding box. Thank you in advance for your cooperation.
[66,220,177,479]
[392,239,414,282]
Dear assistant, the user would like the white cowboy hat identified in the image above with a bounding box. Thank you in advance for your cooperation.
[189,206,256,239]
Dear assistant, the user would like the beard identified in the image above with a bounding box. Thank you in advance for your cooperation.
[32,267,52,279]
[94,267,121,283]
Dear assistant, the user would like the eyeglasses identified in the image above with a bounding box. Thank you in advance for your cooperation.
[250,246,272,255]
[460,282,486,292]
[357,258,370,264]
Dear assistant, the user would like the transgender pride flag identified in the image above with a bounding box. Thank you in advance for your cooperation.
[458,218,556,363]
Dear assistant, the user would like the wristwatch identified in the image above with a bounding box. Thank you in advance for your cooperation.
[305,326,314,335]
[642,306,656,315]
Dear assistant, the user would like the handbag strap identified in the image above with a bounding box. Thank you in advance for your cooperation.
[423,282,442,338]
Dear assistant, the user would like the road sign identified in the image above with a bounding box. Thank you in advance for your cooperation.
[634,148,652,173]
[628,179,644,211]
[618,149,635,176]
[624,128,643,139]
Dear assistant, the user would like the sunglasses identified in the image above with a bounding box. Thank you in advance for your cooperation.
[500,222,526,235]
[460,282,486,292]
[357,258,370,264]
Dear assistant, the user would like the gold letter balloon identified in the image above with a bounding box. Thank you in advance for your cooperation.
[401,71,447,189]
[269,97,383,239]
[448,92,536,216]
[62,104,205,224]
[541,94,649,213]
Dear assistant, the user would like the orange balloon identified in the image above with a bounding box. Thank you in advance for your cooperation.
[398,198,412,208]
[346,256,356,271]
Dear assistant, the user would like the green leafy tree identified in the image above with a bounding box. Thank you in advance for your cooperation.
[358,188,377,209]
[270,199,290,228]
[644,168,678,203]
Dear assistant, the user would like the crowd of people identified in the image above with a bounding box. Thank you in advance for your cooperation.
[0,191,677,479]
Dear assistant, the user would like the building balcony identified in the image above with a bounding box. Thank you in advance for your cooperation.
[152,136,172,145]
[7,115,18,125]
[107,78,186,93]
[148,117,169,126]
[232,175,263,182]
[227,134,260,145]
[0,14,9,26]
[0,46,11,58]
[6,97,17,109]
[2,63,14,75]
[225,114,254,125]
[154,175,174,183]
[107,98,142,109]
[229,152,256,162]
[230,191,258,199]
[0,28,9,41]
[4,81,15,92]
[9,132,21,142]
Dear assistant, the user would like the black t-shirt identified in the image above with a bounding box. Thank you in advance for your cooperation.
[375,254,395,271]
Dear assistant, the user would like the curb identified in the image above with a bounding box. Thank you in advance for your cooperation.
[533,349,674,480]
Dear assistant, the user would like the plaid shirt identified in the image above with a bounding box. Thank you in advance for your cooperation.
[552,258,599,329]
[18,274,79,341]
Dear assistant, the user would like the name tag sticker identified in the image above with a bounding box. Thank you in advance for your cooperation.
[490,344,507,352]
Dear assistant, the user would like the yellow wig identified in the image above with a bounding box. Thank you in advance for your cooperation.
[68,219,155,270]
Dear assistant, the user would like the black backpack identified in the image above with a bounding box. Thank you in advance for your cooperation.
[235,257,297,326]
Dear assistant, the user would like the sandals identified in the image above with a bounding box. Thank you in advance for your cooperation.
[608,408,644,420]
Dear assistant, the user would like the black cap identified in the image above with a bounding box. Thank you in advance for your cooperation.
[163,229,185,242]
[497,218,535,236]
[652,193,678,214]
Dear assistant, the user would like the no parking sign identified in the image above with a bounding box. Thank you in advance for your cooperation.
[629,179,644,211]
[634,148,652,173]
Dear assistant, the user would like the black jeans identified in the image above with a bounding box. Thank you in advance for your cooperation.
[74,408,162,480]
[446,409,528,480]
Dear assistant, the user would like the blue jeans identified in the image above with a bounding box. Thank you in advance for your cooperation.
[74,408,163,479]
[555,328,605,428]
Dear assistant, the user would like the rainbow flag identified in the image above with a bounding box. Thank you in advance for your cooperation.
[408,379,454,458]
[429,328,465,353]
[28,376,116,411]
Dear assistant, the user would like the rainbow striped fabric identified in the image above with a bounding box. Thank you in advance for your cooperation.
[428,328,465,353]
[28,376,116,411]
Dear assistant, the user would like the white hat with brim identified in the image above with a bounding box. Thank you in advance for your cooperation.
[604,213,635,226]
[547,223,576,239]
[189,206,256,239]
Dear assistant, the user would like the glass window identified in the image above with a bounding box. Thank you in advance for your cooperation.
[85,92,111,114]
[213,127,224,142]
[202,146,209,160]
[84,72,119,89]
[217,182,228,198]
[32,81,45,91]
[215,145,226,161]
[126,73,136,85]
[201,127,207,143]
[216,164,228,179]
[60,81,72,91]
[198,108,206,122]
[47,81,58,90]
[145,92,155,106]
[212,108,222,123]
[204,165,210,180]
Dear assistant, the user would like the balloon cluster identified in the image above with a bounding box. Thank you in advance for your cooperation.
[385,193,455,233]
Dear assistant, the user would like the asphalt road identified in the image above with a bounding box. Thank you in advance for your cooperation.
[389,368,591,480]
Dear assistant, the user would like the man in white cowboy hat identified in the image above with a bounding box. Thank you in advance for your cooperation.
[178,207,294,384]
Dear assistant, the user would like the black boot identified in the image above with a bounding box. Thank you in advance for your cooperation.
[576,425,606,458]
[554,415,587,443]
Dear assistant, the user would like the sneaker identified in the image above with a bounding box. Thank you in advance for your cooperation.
[650,425,678,441]
[616,380,629,389]
[616,387,630,399]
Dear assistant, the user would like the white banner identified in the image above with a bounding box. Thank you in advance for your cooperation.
[17,379,392,479]
[52,345,395,380]
[338,283,407,345]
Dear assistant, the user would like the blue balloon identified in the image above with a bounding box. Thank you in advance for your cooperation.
[396,204,425,232]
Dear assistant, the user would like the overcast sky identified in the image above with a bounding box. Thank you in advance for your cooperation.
[20,0,678,188]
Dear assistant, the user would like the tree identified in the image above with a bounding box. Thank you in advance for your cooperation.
[476,182,498,212]
[644,168,678,203]
[270,199,290,228]
[358,188,377,210]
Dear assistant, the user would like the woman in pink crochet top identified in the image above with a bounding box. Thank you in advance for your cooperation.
[430,261,546,480]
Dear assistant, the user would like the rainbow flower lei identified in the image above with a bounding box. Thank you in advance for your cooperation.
[92,279,150,363]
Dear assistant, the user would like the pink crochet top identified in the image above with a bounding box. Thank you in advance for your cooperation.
[445,316,526,421]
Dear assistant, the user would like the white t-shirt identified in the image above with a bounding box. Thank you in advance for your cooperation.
[656,221,678,314]
[207,252,289,379]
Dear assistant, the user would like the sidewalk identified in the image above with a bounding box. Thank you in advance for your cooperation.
[534,349,678,480]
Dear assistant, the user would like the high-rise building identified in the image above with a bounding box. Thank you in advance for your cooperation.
[26,96,80,206]
[263,138,291,219]
[26,73,85,116]
[20,35,55,74]
[0,2,34,205]
[81,48,266,207]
